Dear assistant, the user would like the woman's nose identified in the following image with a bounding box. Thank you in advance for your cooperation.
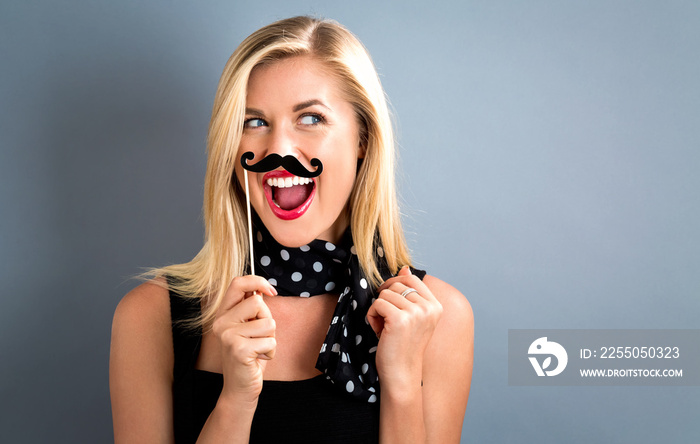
[264,124,298,157]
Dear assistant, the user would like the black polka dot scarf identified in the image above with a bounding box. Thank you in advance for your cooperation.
[251,213,424,403]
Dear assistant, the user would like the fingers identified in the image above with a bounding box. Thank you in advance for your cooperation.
[220,330,277,361]
[379,283,428,310]
[366,288,421,339]
[213,277,277,345]
[366,300,389,337]
[378,267,437,305]
[225,292,273,322]
[215,298,277,364]
[250,337,277,360]
[397,265,412,277]
[220,275,277,312]
[368,269,443,337]
[212,276,278,399]
[225,317,276,339]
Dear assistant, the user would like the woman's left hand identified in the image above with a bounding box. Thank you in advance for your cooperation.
[366,266,443,395]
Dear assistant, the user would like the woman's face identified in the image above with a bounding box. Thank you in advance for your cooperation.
[235,56,364,247]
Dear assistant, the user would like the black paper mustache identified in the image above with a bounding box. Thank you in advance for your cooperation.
[240,152,323,178]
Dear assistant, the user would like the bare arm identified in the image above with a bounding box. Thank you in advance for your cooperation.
[110,282,175,444]
[195,276,278,443]
[369,270,473,444]
[421,275,473,443]
[109,277,278,444]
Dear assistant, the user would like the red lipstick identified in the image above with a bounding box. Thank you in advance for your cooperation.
[262,170,316,220]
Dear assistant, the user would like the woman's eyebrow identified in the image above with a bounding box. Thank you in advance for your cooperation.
[293,99,331,112]
[244,107,265,117]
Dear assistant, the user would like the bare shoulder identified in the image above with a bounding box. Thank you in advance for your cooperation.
[423,274,473,327]
[421,274,473,442]
[111,279,173,377]
[110,279,175,443]
[421,273,473,375]
[114,279,171,319]
[112,279,172,343]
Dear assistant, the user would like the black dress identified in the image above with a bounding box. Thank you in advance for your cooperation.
[169,291,381,444]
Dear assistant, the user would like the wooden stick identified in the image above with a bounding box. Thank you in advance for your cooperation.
[244,169,255,276]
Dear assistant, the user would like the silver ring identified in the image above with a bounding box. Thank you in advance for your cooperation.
[401,287,418,298]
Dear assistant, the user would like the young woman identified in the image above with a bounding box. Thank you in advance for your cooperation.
[110,16,473,444]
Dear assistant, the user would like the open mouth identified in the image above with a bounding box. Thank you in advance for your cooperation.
[262,171,316,220]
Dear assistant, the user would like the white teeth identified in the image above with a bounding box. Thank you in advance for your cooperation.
[266,176,312,188]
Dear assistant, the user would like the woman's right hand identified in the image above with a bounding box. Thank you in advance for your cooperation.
[211,276,278,405]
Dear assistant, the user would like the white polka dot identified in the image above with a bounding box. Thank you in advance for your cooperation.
[358,375,363,383]
[368,386,376,392]
[268,278,277,286]
[291,272,302,282]
[343,327,347,337]
[350,245,357,255]
[356,335,363,345]
[331,316,338,324]
[320,343,327,353]
[368,394,377,403]
[260,256,271,266]
[300,291,310,297]
[346,381,354,393]
[313,261,323,272]
[341,353,347,363]
[369,346,377,353]
[256,231,262,242]
[377,246,384,257]
[325,281,336,292]
[325,242,335,251]
[280,249,290,261]
[360,278,368,289]
[362,363,369,374]
[331,343,341,353]
[333,258,342,263]
[300,245,310,252]
[352,300,357,310]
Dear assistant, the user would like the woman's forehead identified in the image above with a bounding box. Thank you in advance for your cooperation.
[246,57,347,110]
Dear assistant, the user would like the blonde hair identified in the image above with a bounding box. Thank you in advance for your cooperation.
[152,16,411,328]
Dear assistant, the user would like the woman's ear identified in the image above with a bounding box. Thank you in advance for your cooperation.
[357,139,366,159]
[356,127,367,164]
[357,123,368,159]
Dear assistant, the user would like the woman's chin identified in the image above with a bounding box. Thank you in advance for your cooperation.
[262,221,318,248]
[256,208,349,248]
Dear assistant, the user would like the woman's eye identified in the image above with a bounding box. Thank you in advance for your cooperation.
[299,114,323,125]
[244,118,267,128]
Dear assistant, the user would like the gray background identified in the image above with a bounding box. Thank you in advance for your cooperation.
[1,1,698,443]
